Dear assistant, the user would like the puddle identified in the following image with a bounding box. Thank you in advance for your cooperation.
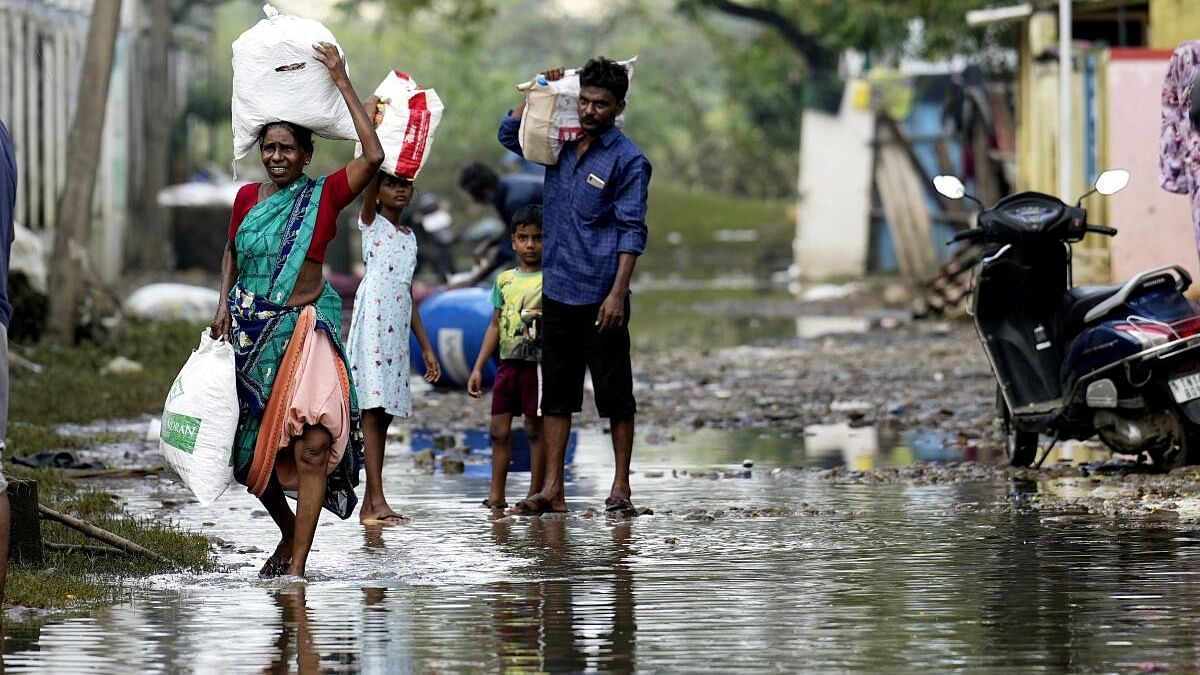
[8,427,1200,673]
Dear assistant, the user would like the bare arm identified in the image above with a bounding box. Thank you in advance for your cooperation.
[596,253,638,333]
[209,239,237,339]
[411,305,441,383]
[468,310,501,397]
[313,42,383,194]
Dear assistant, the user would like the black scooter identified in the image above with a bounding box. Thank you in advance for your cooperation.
[936,170,1200,468]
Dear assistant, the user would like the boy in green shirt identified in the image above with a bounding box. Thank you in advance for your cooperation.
[468,205,544,510]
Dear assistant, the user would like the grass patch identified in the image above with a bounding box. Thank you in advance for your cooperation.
[5,320,215,611]
[5,465,216,609]
[8,319,199,457]
[644,183,792,278]
[9,320,200,428]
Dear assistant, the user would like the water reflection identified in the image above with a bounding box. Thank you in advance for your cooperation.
[638,423,996,471]
[485,517,637,674]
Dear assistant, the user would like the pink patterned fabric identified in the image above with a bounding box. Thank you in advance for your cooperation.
[1160,41,1200,258]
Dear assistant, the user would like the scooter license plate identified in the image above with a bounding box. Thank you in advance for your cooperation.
[1170,373,1200,403]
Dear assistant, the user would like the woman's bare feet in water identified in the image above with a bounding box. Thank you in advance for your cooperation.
[260,539,293,577]
[359,497,409,527]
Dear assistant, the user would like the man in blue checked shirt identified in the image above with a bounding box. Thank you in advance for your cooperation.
[499,57,651,517]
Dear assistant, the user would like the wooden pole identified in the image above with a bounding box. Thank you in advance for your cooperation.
[38,504,175,566]
[126,0,171,272]
[7,478,42,565]
[46,0,124,343]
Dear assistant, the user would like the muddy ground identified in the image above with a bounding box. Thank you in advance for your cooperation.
[414,316,1000,448]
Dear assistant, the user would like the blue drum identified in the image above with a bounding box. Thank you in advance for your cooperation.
[409,288,497,388]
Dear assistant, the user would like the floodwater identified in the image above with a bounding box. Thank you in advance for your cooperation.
[9,427,1200,673]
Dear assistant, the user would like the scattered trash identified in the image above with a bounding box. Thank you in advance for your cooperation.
[10,352,45,374]
[124,283,221,323]
[713,229,759,243]
[101,356,144,375]
[799,283,864,302]
[11,451,106,471]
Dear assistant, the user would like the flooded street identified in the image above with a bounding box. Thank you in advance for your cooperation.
[10,426,1200,673]
[8,288,1200,673]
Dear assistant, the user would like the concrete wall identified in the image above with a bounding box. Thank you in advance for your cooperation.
[1105,49,1200,285]
[793,89,874,280]
[1150,0,1200,51]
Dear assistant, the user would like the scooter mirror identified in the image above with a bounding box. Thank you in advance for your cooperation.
[1095,169,1130,196]
[933,175,966,200]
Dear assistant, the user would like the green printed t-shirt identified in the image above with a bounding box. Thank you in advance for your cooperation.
[490,268,543,361]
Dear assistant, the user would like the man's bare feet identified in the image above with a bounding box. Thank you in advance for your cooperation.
[507,493,567,516]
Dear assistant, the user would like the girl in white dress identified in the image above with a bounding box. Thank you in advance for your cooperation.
[348,171,441,525]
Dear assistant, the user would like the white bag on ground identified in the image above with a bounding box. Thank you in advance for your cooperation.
[355,71,444,180]
[231,4,357,163]
[516,56,637,165]
[159,332,238,505]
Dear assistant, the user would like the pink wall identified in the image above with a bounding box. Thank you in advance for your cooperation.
[1107,50,1200,285]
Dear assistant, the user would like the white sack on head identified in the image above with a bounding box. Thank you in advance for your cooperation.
[231,4,357,163]
[515,56,637,166]
[355,71,445,180]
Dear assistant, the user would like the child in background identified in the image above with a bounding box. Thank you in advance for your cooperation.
[467,205,544,511]
[348,168,441,526]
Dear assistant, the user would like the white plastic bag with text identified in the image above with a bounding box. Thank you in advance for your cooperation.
[159,331,238,505]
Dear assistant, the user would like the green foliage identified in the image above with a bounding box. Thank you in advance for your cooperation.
[7,318,200,468]
[209,0,808,197]
[201,0,1008,199]
[685,0,1013,63]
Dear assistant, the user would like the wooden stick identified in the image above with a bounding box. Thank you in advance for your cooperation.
[37,504,175,566]
[62,466,163,479]
[44,541,125,556]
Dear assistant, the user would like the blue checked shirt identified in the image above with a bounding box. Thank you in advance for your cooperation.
[499,113,650,305]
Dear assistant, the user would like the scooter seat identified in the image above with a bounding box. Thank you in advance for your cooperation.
[1057,284,1125,337]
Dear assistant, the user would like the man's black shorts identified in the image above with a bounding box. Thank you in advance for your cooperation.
[541,294,636,419]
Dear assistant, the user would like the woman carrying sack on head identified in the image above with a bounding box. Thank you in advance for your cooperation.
[209,42,384,578]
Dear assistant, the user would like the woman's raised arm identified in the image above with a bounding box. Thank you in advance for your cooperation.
[312,41,383,194]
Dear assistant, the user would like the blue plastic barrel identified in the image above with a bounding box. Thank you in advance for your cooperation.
[410,288,497,388]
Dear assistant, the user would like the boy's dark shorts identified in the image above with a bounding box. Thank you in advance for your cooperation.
[492,360,541,418]
[541,294,636,419]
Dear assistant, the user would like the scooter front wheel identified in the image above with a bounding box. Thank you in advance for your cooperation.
[998,385,1038,467]
[1006,428,1039,467]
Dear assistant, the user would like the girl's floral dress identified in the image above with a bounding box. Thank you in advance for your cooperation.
[348,213,418,417]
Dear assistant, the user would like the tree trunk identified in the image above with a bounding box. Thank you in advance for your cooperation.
[125,0,172,273]
[46,0,124,344]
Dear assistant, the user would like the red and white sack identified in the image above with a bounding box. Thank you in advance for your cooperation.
[231,4,357,164]
[515,56,637,166]
[356,71,444,180]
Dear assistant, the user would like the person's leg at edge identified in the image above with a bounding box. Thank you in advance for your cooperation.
[538,414,571,511]
[488,412,515,506]
[609,416,634,504]
[590,295,636,507]
[0,323,9,613]
[360,408,403,523]
[521,297,581,513]
[525,415,545,499]
[289,424,333,577]
[258,477,296,575]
